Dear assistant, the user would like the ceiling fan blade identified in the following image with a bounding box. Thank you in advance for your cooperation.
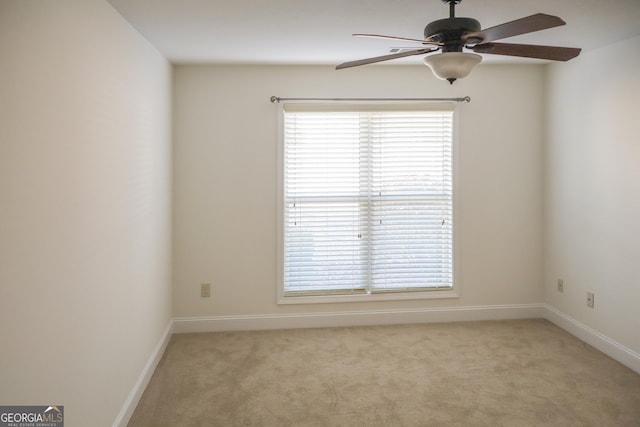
[353,33,440,45]
[463,13,566,43]
[336,48,437,70]
[471,42,581,61]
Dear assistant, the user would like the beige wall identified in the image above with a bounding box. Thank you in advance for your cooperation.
[0,1,172,425]
[544,35,640,354]
[172,64,544,317]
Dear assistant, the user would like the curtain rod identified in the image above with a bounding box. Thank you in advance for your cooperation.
[270,96,470,103]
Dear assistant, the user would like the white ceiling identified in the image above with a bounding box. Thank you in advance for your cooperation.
[107,0,640,65]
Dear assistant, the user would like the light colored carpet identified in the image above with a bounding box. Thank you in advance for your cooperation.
[128,319,640,426]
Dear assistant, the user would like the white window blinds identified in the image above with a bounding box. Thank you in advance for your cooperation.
[281,104,454,297]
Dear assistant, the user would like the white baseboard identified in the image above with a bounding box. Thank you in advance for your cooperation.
[113,320,173,427]
[172,304,544,334]
[543,304,640,374]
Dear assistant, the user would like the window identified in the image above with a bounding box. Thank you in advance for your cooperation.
[278,103,457,303]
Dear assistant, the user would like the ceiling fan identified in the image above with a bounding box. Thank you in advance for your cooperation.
[336,0,581,84]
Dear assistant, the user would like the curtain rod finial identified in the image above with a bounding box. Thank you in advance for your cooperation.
[270,96,280,103]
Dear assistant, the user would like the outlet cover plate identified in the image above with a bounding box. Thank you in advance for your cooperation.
[586,291,594,308]
[201,283,211,298]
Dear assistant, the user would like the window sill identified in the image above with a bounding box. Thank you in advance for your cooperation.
[277,288,459,305]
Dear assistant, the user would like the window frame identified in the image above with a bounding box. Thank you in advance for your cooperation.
[276,102,460,305]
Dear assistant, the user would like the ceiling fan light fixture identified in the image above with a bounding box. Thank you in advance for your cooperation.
[423,52,482,84]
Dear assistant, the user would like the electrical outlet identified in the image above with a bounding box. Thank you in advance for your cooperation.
[586,292,594,308]
[557,279,564,293]
[201,283,211,298]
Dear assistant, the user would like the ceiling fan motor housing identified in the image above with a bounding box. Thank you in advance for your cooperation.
[424,17,481,52]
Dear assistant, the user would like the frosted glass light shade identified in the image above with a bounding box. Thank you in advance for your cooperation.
[423,52,482,84]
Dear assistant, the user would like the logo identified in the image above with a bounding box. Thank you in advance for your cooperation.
[0,405,64,427]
